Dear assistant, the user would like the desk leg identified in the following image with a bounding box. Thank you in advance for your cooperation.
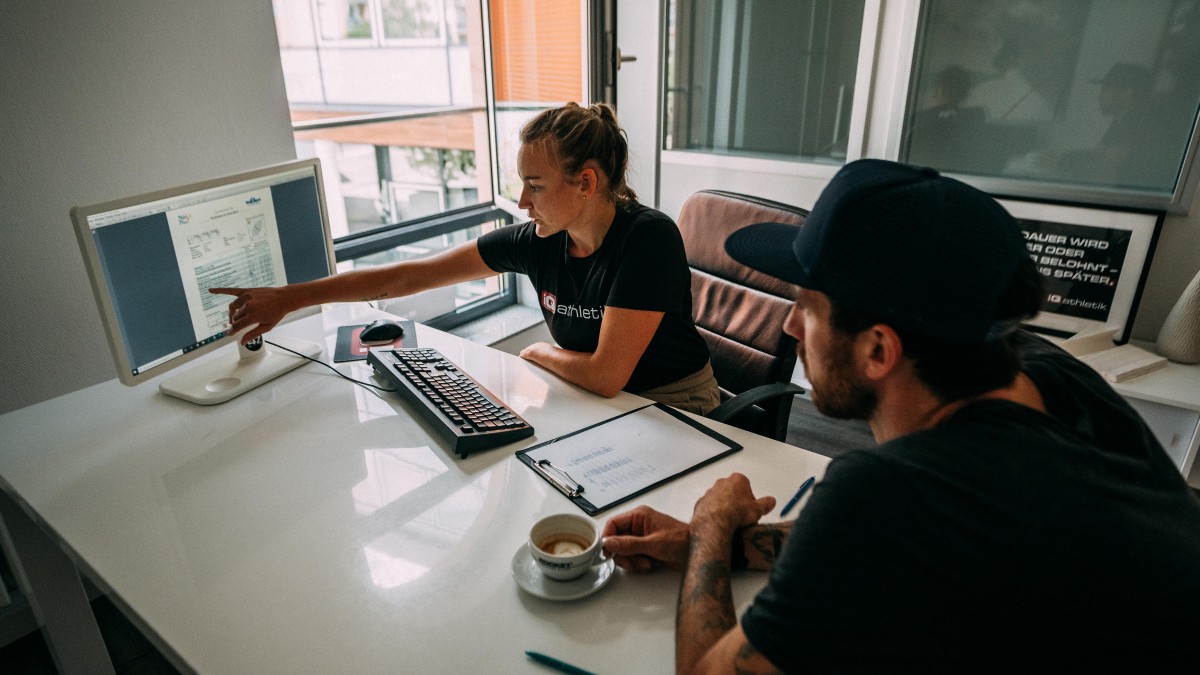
[0,490,115,675]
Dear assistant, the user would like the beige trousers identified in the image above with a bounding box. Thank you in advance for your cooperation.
[635,362,721,415]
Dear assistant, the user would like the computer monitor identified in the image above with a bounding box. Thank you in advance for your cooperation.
[71,158,335,405]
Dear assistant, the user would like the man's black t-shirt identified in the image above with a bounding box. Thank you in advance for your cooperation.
[741,332,1200,672]
[476,204,710,392]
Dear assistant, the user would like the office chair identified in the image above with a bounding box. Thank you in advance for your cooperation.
[677,190,808,442]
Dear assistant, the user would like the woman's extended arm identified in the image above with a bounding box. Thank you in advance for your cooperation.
[518,305,663,397]
[211,240,495,344]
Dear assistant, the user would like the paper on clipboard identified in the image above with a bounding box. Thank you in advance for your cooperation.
[517,403,741,515]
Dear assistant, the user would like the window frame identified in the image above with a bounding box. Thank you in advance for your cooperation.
[660,0,876,165]
[332,202,517,330]
[658,0,883,182]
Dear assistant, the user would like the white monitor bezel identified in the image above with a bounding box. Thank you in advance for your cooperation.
[70,158,335,388]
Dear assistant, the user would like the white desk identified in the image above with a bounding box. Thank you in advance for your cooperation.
[1112,344,1200,484]
[0,305,830,674]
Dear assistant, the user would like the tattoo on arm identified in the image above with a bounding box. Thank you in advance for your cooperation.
[735,640,783,675]
[682,559,737,632]
[743,522,792,571]
[748,528,784,565]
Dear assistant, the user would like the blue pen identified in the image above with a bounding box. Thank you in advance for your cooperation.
[525,650,597,675]
[779,476,816,517]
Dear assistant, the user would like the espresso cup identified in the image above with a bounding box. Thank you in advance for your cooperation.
[528,513,609,581]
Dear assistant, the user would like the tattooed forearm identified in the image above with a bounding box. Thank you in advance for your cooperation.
[677,529,739,672]
[681,559,737,631]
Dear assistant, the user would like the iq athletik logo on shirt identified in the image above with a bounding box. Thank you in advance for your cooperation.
[540,291,603,319]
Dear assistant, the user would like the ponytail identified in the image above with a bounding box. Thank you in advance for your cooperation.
[520,102,638,207]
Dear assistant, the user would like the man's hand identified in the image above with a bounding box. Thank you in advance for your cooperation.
[602,505,690,573]
[692,473,776,535]
[676,474,778,674]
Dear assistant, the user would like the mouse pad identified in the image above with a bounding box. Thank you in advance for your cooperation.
[334,321,417,362]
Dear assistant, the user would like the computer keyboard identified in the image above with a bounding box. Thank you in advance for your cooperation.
[367,347,535,458]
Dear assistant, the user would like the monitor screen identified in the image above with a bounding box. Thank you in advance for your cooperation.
[72,158,335,404]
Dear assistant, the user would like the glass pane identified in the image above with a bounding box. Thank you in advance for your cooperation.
[489,0,587,201]
[903,0,1200,195]
[664,0,867,162]
[382,0,443,40]
[315,0,374,40]
[336,222,509,322]
[277,0,483,108]
[447,0,469,44]
[275,0,492,239]
[275,0,501,319]
[293,112,489,239]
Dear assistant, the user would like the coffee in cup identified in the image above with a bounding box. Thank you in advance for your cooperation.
[538,532,591,556]
[528,513,609,581]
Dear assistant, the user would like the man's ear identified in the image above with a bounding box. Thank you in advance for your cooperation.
[859,324,904,381]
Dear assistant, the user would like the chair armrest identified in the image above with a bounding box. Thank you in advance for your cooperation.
[707,382,806,425]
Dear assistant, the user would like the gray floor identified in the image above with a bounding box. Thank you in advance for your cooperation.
[784,395,875,459]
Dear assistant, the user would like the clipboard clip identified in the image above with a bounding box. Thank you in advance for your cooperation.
[534,459,584,498]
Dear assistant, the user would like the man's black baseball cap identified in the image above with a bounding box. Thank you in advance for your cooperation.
[724,159,1028,343]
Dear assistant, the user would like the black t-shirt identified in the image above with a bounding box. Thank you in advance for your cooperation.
[476,204,710,392]
[741,332,1200,673]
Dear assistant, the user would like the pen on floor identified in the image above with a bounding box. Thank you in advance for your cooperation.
[525,650,597,675]
[779,475,816,517]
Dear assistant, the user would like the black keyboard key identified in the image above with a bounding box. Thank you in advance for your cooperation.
[367,347,535,458]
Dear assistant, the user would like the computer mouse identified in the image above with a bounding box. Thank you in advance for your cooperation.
[360,319,404,344]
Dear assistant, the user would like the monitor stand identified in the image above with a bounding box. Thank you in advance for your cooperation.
[159,336,322,405]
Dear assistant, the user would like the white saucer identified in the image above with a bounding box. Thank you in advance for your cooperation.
[511,545,615,601]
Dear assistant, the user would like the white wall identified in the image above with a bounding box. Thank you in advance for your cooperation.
[0,0,297,414]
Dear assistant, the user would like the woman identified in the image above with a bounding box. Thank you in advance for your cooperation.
[213,103,719,414]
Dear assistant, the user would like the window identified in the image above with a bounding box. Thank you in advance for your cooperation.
[664,0,867,163]
[382,0,444,41]
[274,0,590,328]
[901,0,1200,209]
[316,0,375,41]
[490,0,586,201]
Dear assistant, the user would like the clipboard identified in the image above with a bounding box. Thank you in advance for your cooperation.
[516,403,742,515]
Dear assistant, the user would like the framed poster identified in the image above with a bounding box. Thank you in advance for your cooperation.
[997,198,1163,343]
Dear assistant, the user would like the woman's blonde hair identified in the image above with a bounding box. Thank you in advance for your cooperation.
[520,102,638,206]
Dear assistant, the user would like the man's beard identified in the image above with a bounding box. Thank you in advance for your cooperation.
[802,338,877,421]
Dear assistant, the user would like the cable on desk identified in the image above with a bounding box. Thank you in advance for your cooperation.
[266,339,397,394]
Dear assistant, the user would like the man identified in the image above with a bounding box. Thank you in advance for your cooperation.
[1088,62,1172,188]
[602,160,1200,673]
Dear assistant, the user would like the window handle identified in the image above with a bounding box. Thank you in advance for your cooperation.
[617,48,637,70]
